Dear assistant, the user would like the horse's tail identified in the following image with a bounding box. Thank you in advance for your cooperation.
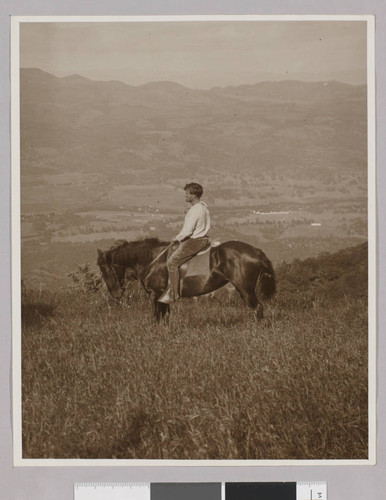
[256,251,276,300]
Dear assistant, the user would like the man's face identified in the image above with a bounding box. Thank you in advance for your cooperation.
[185,189,195,203]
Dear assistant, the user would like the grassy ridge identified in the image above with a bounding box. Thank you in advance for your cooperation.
[21,245,368,460]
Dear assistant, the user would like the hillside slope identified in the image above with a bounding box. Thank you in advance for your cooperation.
[276,242,368,300]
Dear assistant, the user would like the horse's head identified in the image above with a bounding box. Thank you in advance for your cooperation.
[97,249,123,299]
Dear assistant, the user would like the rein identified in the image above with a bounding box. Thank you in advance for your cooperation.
[137,241,175,291]
[146,242,175,269]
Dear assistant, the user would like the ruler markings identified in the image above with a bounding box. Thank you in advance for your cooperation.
[75,483,150,500]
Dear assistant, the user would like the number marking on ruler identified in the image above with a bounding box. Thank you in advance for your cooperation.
[297,481,327,500]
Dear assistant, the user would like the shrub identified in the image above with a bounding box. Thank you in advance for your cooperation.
[68,264,103,294]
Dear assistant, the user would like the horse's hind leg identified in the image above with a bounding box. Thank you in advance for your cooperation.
[234,285,263,320]
[255,302,264,320]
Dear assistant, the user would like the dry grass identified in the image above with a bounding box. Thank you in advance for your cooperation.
[21,276,368,460]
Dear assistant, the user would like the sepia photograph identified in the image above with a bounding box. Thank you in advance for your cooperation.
[12,16,375,464]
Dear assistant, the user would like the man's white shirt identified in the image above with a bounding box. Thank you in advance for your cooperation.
[175,201,210,242]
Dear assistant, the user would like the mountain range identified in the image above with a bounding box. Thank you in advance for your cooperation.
[19,68,367,211]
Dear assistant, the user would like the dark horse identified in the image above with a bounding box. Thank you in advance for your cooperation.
[97,238,276,322]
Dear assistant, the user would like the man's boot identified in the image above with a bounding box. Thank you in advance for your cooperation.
[158,269,179,304]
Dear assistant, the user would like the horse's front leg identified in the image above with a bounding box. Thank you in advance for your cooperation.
[153,296,170,324]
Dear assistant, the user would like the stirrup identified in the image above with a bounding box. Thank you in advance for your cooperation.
[158,287,176,304]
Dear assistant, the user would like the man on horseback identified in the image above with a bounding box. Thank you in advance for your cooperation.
[158,182,210,304]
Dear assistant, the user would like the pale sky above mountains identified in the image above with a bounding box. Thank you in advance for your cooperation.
[20,20,368,88]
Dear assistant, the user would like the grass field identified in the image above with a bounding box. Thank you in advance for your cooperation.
[21,246,368,460]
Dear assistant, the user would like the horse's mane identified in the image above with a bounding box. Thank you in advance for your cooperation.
[106,237,170,267]
[108,237,169,251]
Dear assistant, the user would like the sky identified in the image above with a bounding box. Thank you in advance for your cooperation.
[19,20,368,88]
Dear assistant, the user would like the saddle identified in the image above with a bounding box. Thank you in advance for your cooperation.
[178,240,220,278]
[158,240,221,303]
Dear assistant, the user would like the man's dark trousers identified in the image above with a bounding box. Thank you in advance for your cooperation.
[167,237,209,299]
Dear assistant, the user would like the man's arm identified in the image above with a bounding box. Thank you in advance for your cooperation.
[175,205,199,242]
